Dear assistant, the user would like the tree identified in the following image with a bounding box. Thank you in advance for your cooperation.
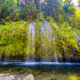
[58,0,62,7]
[68,3,76,15]
[34,0,41,12]
[21,1,38,21]
[0,0,19,21]
[63,0,71,13]
[63,0,76,15]
[78,0,80,7]
[41,0,64,20]
[68,7,80,29]
[75,8,80,19]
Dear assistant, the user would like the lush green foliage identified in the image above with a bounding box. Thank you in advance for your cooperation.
[0,0,80,61]
[0,21,29,61]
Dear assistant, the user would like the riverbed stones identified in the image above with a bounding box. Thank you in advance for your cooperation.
[0,74,15,80]
[25,74,34,80]
[0,73,9,76]
[0,74,5,76]
[0,74,19,80]
[0,74,34,80]
[10,75,15,79]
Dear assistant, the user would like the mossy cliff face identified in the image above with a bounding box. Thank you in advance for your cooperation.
[0,21,29,61]
[0,20,80,62]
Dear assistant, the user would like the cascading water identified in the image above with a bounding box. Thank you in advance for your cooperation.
[5,28,14,62]
[73,31,80,48]
[62,41,67,62]
[40,21,53,62]
[51,35,58,62]
[0,22,79,63]
[26,23,35,62]
[40,21,58,62]
[0,29,2,32]
[10,28,14,34]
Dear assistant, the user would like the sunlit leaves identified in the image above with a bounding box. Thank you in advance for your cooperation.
[75,8,80,19]
[78,0,80,3]
[50,20,79,52]
[14,0,17,4]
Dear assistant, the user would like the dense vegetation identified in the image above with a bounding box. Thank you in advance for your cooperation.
[0,0,80,62]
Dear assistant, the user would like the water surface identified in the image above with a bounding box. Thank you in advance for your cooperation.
[0,62,80,80]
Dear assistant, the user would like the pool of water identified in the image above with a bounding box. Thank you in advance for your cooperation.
[0,62,80,80]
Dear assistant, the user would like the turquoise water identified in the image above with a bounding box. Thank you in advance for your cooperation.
[0,62,80,80]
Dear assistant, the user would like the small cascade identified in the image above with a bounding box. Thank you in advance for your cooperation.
[40,21,53,62]
[26,23,35,62]
[40,21,59,62]
[26,54,35,62]
[10,28,14,34]
[63,42,65,53]
[62,41,68,62]
[51,35,58,62]
[73,31,80,48]
[42,53,52,62]
[4,56,9,62]
[0,29,2,32]
[4,48,10,62]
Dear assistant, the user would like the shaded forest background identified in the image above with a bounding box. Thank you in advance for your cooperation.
[0,0,80,25]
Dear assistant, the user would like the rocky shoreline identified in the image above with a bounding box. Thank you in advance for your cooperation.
[0,74,34,80]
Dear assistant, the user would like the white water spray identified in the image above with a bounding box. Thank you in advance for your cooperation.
[26,23,35,62]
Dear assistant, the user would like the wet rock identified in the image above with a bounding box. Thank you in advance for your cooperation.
[25,74,34,80]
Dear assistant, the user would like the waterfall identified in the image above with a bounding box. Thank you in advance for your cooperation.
[10,28,14,34]
[26,23,35,62]
[73,31,80,40]
[25,21,59,62]
[51,35,58,62]
[4,28,14,62]
[62,41,67,62]
[40,21,59,62]
[40,21,53,62]
[73,31,80,48]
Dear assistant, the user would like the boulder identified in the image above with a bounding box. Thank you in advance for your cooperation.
[26,74,34,80]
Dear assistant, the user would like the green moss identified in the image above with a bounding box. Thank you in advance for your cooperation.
[0,20,80,61]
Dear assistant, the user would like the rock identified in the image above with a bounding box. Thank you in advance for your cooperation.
[0,73,9,77]
[18,78,20,80]
[26,74,34,80]
[0,74,15,80]
[0,74,5,77]
[9,75,15,80]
